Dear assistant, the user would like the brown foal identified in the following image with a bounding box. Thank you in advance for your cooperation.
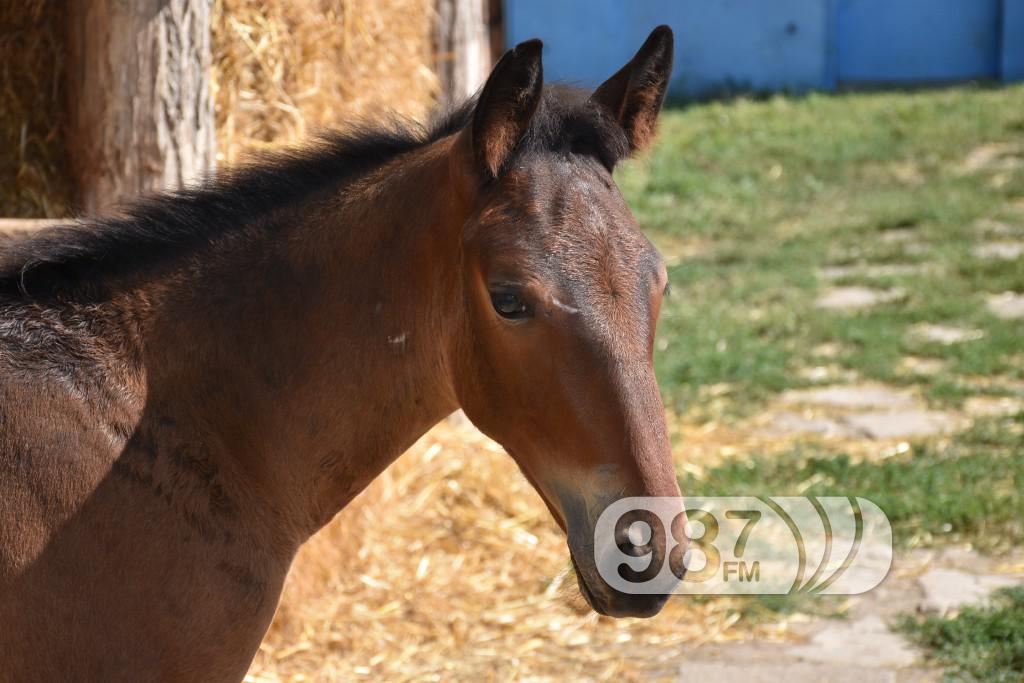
[0,27,683,681]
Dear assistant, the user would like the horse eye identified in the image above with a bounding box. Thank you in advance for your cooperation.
[490,291,532,319]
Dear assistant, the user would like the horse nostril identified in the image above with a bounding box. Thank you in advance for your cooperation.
[616,519,654,556]
[627,519,651,546]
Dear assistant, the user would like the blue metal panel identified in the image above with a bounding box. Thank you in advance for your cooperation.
[837,0,1000,82]
[1004,0,1024,81]
[656,0,830,96]
[504,0,633,88]
[824,0,841,90]
[504,0,1013,94]
[504,0,831,96]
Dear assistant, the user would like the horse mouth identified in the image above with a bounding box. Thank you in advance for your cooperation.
[570,553,610,615]
[569,551,672,619]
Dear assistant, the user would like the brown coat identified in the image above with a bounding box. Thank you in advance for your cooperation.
[0,27,682,681]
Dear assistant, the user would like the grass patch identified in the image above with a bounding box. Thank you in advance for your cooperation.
[898,586,1024,683]
[623,85,1024,414]
[641,87,1024,627]
[679,417,1024,551]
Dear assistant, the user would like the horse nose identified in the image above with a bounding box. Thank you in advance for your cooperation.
[602,591,672,618]
[612,499,688,565]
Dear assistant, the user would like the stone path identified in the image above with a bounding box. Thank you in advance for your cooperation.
[987,291,1024,320]
[973,241,1024,260]
[897,357,946,376]
[761,384,963,440]
[683,201,1024,681]
[974,217,1022,237]
[819,264,928,280]
[907,323,985,345]
[963,395,1024,418]
[959,142,1024,174]
[692,377,1021,680]
[676,547,1024,682]
[815,286,906,311]
[742,374,1015,677]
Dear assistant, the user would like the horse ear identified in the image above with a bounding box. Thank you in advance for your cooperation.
[591,25,674,153]
[472,39,544,179]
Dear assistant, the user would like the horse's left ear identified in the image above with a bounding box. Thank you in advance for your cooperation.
[591,25,674,153]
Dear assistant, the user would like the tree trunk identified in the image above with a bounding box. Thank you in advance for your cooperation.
[66,0,215,215]
[435,0,492,106]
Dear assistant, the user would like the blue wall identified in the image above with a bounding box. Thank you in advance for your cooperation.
[504,0,1023,96]
[1006,0,1024,80]
[836,0,1000,82]
[667,1,832,95]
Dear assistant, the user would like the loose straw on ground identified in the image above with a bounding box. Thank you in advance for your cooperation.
[246,420,787,683]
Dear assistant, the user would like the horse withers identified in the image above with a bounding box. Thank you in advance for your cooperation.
[0,26,684,681]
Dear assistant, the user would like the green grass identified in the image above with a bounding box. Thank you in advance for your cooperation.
[620,85,1024,416]
[638,86,1024,668]
[628,85,1024,550]
[898,586,1024,683]
[680,416,1024,626]
[679,416,1024,551]
[634,86,1024,551]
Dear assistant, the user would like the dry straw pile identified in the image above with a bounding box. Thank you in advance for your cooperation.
[246,420,780,683]
[0,0,73,217]
[0,0,438,215]
[212,0,439,165]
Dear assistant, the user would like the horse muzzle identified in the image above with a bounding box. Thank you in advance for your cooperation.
[570,552,676,618]
[562,493,688,619]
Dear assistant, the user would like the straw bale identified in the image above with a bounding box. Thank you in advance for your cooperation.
[212,0,440,165]
[0,0,73,217]
[0,0,438,216]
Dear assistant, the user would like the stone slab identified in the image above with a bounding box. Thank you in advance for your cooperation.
[964,396,1024,417]
[987,292,1024,320]
[841,411,957,439]
[787,615,918,669]
[908,324,985,345]
[973,242,1024,260]
[816,286,905,310]
[762,411,857,438]
[781,385,917,410]
[897,357,947,376]
[973,218,1021,237]
[918,568,1019,614]
[678,662,897,683]
[961,143,1024,173]
[819,264,925,280]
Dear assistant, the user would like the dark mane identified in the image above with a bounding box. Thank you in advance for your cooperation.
[0,85,627,302]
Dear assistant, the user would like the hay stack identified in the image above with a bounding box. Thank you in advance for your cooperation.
[212,0,439,165]
[0,0,439,217]
[0,0,73,217]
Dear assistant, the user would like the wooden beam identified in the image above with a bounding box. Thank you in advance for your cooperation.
[65,0,215,214]
[435,0,492,106]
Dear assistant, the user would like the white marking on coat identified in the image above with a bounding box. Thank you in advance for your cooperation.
[552,297,579,315]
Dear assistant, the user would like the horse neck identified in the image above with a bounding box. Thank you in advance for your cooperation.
[140,137,467,542]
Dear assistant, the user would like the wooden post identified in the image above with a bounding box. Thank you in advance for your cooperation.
[435,0,492,106]
[65,0,215,214]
